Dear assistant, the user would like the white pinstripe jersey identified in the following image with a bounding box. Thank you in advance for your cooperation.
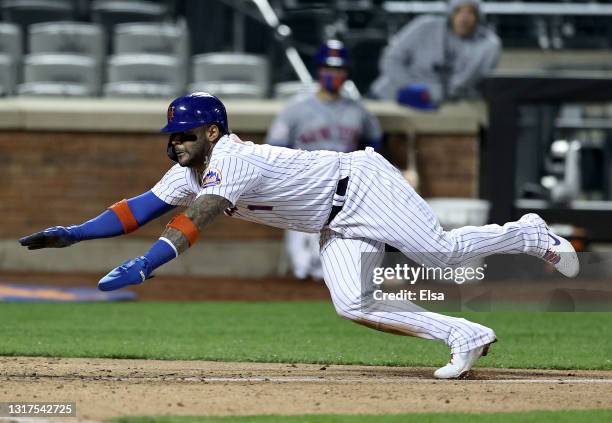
[152,134,343,233]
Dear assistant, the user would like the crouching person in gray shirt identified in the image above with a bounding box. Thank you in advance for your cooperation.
[370,0,501,108]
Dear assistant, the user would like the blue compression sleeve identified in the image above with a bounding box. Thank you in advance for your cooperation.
[72,191,175,241]
[128,191,176,224]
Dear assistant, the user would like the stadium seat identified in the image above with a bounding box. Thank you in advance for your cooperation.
[0,54,15,96]
[29,22,105,64]
[0,23,22,90]
[92,0,167,33]
[17,81,92,96]
[273,80,317,99]
[18,53,98,96]
[113,21,187,58]
[1,0,74,32]
[0,22,22,60]
[113,20,189,87]
[187,81,264,100]
[103,81,177,98]
[104,53,182,98]
[191,53,269,99]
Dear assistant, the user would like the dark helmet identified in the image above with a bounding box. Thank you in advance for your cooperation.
[161,92,229,162]
[314,39,349,68]
[161,91,229,134]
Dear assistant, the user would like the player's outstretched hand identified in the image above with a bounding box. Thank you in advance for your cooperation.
[19,226,80,250]
[98,256,153,291]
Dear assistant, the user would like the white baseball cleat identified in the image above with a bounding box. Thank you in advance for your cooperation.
[434,341,495,379]
[542,228,580,278]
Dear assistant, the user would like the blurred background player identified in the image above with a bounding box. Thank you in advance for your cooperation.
[369,0,501,108]
[266,39,382,280]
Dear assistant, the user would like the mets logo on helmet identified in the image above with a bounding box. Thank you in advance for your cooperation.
[168,105,175,121]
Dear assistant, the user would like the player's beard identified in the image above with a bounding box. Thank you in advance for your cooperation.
[178,139,212,171]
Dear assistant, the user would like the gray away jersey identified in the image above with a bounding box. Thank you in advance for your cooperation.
[266,92,382,152]
[152,134,344,233]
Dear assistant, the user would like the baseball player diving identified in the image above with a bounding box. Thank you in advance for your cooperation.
[267,40,382,280]
[19,92,580,379]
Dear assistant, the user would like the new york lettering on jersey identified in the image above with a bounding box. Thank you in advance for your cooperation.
[267,93,381,153]
[297,125,360,149]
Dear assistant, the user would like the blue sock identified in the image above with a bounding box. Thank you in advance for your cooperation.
[144,238,178,271]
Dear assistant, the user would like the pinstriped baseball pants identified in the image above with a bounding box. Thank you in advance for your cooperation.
[319,148,549,353]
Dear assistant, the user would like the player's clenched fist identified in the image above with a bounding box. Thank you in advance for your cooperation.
[19,226,80,250]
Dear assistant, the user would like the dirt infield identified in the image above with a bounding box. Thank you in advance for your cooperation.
[2,274,612,420]
[2,357,612,421]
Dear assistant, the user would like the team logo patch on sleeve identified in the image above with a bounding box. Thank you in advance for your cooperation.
[202,168,222,188]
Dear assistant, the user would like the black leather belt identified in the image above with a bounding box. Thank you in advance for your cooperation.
[326,176,349,225]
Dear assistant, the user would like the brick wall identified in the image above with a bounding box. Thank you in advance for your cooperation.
[1,131,478,240]
[385,134,479,198]
[0,131,282,240]
[416,135,479,198]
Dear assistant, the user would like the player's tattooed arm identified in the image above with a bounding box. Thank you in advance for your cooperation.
[161,194,231,254]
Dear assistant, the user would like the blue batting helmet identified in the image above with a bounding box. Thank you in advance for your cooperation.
[314,39,349,68]
[160,92,229,134]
